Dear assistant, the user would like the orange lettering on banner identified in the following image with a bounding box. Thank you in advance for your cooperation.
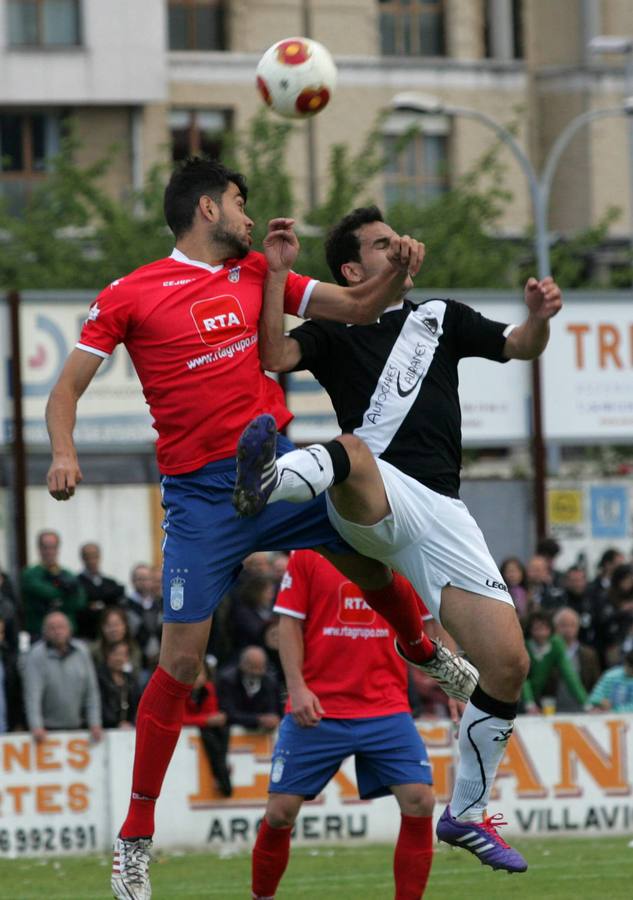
[6,785,29,813]
[331,770,358,800]
[429,754,454,802]
[188,733,274,807]
[418,724,452,748]
[68,783,89,812]
[598,324,623,369]
[2,741,31,772]
[67,738,90,770]
[554,720,630,797]
[494,732,547,798]
[36,784,63,814]
[36,740,62,771]
[567,323,590,369]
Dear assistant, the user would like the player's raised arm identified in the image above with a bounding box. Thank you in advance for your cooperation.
[46,348,103,500]
[260,218,304,372]
[503,276,563,360]
[306,233,425,325]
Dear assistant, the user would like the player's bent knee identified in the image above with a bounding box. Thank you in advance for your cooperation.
[265,796,302,829]
[161,650,204,684]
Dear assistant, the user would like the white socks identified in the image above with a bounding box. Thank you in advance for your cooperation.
[268,445,335,504]
[450,699,515,822]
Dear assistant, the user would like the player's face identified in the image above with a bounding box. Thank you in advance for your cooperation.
[355,221,414,296]
[213,182,254,259]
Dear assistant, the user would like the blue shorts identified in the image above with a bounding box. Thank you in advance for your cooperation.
[268,713,432,800]
[160,435,349,623]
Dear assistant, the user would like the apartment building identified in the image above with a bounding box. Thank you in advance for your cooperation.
[0,0,632,250]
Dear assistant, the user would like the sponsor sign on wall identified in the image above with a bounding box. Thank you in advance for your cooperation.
[0,293,154,447]
[2,714,633,858]
[542,295,633,441]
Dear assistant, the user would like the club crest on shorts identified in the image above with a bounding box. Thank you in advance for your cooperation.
[228,265,241,283]
[169,575,185,611]
[271,756,285,783]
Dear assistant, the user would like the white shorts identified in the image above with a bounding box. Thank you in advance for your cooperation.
[326,459,514,621]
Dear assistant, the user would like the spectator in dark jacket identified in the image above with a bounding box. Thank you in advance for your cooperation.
[229,575,276,656]
[91,607,143,677]
[183,660,232,796]
[97,641,142,729]
[597,564,633,667]
[217,646,282,732]
[0,615,24,732]
[588,548,625,610]
[0,567,19,652]
[76,542,125,641]
[124,564,162,672]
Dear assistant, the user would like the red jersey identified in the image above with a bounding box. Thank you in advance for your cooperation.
[274,550,425,719]
[77,249,317,474]
[182,680,221,727]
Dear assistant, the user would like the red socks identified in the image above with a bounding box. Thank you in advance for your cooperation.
[362,572,435,664]
[251,818,292,899]
[120,666,192,839]
[394,815,433,899]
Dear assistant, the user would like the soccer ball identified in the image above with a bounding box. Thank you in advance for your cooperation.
[256,37,337,119]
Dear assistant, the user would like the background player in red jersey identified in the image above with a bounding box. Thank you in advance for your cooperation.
[252,550,435,900]
[44,160,466,900]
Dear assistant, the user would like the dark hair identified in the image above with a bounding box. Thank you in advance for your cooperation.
[525,609,553,635]
[325,205,384,285]
[536,537,561,559]
[163,157,248,239]
[609,563,633,599]
[104,640,129,661]
[599,548,621,569]
[624,649,633,668]
[499,556,527,588]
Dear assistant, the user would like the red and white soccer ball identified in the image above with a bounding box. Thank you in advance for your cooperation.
[256,37,337,119]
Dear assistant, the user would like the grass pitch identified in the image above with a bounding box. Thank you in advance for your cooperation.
[0,836,630,899]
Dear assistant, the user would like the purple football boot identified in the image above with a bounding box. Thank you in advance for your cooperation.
[436,807,528,873]
[232,414,278,517]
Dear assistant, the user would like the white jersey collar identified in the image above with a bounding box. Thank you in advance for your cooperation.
[170,247,225,274]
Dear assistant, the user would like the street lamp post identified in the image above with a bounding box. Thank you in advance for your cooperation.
[391,92,633,539]
[588,36,633,283]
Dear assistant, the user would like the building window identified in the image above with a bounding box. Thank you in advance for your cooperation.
[168,0,225,51]
[8,0,81,47]
[383,111,449,207]
[0,111,61,214]
[379,0,445,57]
[169,109,231,162]
[484,0,523,60]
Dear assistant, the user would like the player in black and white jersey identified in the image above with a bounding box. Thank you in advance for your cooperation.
[233,206,563,874]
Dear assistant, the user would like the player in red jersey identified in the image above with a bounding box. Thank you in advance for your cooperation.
[44,159,468,900]
[252,550,435,900]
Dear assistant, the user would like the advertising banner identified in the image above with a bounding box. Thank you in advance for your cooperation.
[541,294,633,442]
[0,732,108,858]
[3,713,633,858]
[3,293,154,447]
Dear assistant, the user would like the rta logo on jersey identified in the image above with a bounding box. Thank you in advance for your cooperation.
[337,582,376,625]
[190,295,248,347]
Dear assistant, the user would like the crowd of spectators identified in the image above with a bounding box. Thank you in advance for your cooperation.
[2,531,633,775]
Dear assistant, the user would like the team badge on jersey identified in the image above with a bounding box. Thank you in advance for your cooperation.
[169,575,185,611]
[271,756,285,783]
[227,265,241,283]
[87,302,101,322]
[337,581,376,626]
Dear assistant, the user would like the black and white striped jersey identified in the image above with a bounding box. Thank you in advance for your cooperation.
[290,298,511,498]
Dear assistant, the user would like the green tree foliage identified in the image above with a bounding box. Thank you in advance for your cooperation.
[0,131,173,290]
[0,110,628,291]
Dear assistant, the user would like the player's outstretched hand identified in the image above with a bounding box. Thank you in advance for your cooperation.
[47,453,82,501]
[386,234,425,278]
[290,685,325,728]
[263,217,300,273]
[524,276,562,320]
